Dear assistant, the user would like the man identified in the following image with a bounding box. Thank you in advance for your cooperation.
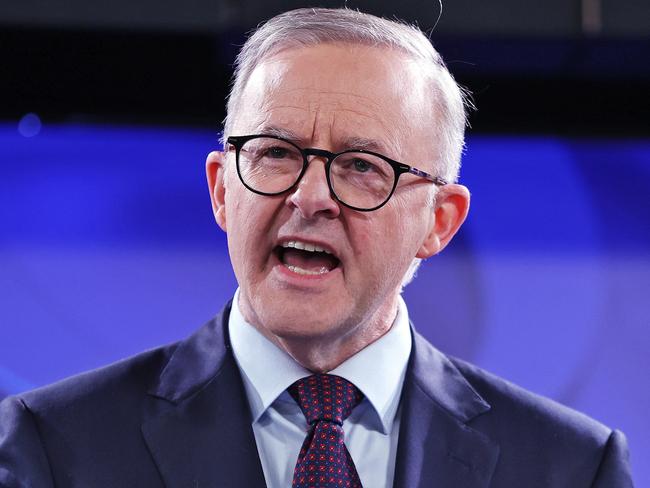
[0,8,633,488]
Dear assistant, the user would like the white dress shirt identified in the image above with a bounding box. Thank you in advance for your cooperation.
[228,289,412,488]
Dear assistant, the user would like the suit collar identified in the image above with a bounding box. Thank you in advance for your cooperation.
[148,301,233,403]
[393,329,499,488]
[142,303,266,487]
[409,330,490,423]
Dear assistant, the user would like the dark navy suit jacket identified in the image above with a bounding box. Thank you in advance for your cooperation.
[0,304,633,487]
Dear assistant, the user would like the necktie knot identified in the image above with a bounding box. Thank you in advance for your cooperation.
[289,374,364,426]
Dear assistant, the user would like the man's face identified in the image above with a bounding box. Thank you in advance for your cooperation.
[208,43,468,357]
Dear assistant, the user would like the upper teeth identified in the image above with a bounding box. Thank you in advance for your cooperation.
[282,241,331,254]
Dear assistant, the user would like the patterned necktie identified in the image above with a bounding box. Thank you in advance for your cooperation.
[289,374,364,488]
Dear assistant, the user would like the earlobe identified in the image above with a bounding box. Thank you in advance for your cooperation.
[416,184,470,258]
[206,151,228,231]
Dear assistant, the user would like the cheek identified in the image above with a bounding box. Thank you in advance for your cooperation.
[353,214,406,274]
[224,182,257,249]
[393,189,434,239]
[374,201,430,267]
[225,170,257,228]
[224,181,281,261]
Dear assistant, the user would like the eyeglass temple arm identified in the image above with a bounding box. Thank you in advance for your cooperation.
[408,167,448,186]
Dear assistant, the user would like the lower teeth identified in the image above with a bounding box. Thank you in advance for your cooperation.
[286,265,329,275]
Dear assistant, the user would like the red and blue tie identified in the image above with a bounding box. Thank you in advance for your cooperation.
[289,374,364,488]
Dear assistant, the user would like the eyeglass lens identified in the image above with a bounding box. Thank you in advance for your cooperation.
[236,136,395,210]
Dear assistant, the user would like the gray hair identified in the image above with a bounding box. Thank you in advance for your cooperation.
[223,8,470,288]
[222,7,470,184]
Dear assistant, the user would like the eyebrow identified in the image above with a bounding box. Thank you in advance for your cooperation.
[339,136,394,156]
[256,125,303,142]
[256,126,396,157]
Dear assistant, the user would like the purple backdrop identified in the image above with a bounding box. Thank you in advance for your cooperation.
[1,121,648,484]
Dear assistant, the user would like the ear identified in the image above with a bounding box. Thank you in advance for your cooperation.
[416,184,470,258]
[206,150,228,231]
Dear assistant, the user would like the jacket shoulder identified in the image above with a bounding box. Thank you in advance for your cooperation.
[449,355,611,442]
[0,343,182,486]
[15,342,177,416]
[447,356,635,485]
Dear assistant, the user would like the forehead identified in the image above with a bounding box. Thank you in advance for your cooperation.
[232,43,435,159]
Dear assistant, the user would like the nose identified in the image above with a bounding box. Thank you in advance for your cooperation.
[287,158,340,219]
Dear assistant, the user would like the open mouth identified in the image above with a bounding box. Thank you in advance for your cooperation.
[275,240,340,276]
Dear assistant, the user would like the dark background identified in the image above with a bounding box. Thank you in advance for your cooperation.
[2,0,649,133]
[1,0,649,484]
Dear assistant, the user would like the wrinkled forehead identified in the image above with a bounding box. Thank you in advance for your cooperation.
[231,43,437,152]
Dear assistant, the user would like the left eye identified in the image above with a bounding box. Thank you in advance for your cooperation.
[332,153,390,181]
[351,158,374,173]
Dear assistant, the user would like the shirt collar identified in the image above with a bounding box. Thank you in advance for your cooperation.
[229,288,412,434]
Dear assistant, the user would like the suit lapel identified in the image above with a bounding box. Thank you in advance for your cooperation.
[141,305,266,487]
[393,331,500,488]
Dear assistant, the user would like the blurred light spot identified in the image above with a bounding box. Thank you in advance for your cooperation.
[18,113,42,137]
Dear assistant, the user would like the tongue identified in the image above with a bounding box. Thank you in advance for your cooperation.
[282,248,338,273]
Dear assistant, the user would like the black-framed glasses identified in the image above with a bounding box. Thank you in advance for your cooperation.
[226,134,447,212]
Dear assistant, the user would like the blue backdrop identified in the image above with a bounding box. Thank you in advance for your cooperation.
[1,120,648,484]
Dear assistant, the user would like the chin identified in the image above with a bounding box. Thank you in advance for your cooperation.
[259,307,348,341]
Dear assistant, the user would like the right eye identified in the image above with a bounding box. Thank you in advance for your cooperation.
[242,138,302,164]
[264,146,290,159]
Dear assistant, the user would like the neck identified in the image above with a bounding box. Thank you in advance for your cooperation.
[244,297,399,373]
[277,316,395,372]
